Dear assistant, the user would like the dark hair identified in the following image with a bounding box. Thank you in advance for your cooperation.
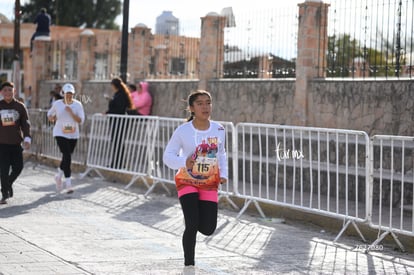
[40,8,47,13]
[128,83,137,91]
[1,81,14,90]
[111,77,134,109]
[186,90,212,122]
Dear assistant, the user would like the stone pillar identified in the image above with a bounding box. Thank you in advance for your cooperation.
[294,0,329,125]
[129,24,153,82]
[154,45,168,79]
[78,29,96,82]
[259,55,271,79]
[198,12,226,90]
[31,38,52,108]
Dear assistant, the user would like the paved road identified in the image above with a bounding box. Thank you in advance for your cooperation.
[0,163,413,274]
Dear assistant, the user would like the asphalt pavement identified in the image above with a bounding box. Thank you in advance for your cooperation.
[0,162,413,275]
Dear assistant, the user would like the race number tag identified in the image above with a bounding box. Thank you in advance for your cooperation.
[1,112,16,126]
[62,123,76,133]
[175,136,221,189]
[191,156,217,178]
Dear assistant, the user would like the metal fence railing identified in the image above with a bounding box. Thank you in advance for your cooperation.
[368,135,414,252]
[325,0,414,79]
[234,123,370,242]
[80,114,159,191]
[223,7,298,79]
[26,109,414,251]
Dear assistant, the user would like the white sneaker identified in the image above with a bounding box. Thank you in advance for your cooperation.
[55,172,63,192]
[65,178,74,194]
[182,265,195,275]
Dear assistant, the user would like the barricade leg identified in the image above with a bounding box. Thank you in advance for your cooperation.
[333,219,367,244]
[218,194,239,210]
[366,230,405,253]
[143,179,171,197]
[125,175,148,190]
[236,199,266,219]
[79,167,105,180]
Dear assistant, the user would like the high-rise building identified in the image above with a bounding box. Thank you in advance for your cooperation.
[155,11,179,36]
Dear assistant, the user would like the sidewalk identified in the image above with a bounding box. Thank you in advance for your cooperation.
[0,162,413,275]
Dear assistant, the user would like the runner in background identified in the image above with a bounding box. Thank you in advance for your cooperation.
[0,81,31,204]
[47,83,85,194]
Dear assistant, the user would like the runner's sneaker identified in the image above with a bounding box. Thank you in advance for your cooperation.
[0,197,7,204]
[65,178,74,194]
[183,265,195,275]
[55,172,63,192]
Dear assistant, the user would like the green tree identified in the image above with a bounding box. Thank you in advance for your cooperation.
[327,34,360,77]
[327,32,413,78]
[21,0,121,30]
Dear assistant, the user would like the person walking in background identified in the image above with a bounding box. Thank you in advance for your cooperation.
[30,8,51,53]
[47,83,85,194]
[49,90,63,108]
[106,77,134,168]
[127,83,138,115]
[130,81,152,115]
[163,90,228,270]
[107,77,134,115]
[0,82,31,204]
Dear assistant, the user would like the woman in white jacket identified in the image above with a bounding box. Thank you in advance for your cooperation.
[163,90,228,269]
[47,83,85,193]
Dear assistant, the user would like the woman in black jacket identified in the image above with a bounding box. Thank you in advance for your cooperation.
[106,77,134,169]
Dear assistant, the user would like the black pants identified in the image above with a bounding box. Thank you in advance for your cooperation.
[55,137,77,178]
[30,31,49,52]
[179,192,218,266]
[110,117,126,169]
[0,144,23,199]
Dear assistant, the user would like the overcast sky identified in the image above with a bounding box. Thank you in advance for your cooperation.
[0,0,304,29]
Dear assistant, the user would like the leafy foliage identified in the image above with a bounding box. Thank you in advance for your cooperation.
[21,0,122,30]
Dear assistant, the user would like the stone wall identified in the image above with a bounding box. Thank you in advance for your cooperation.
[308,79,414,136]
[39,79,414,137]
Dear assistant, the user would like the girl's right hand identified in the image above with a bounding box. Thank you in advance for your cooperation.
[48,115,56,122]
[185,155,195,169]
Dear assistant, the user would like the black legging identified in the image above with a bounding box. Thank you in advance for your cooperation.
[179,192,218,266]
[110,117,126,169]
[55,137,77,178]
[0,144,23,198]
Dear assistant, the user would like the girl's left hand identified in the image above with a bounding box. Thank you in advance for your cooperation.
[220,178,227,184]
[65,106,73,113]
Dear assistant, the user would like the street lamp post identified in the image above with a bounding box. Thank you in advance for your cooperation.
[13,0,21,97]
[120,0,129,83]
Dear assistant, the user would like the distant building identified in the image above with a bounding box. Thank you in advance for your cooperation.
[155,11,179,36]
[0,12,10,24]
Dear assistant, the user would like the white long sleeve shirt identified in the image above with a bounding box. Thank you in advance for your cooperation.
[47,99,85,139]
[163,120,228,181]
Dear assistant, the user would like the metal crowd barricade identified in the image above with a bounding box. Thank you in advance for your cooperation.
[146,117,184,196]
[80,114,159,190]
[26,109,57,160]
[235,123,370,242]
[27,109,90,166]
[26,109,44,163]
[368,135,414,252]
[217,121,239,209]
[26,109,414,250]
[148,118,239,207]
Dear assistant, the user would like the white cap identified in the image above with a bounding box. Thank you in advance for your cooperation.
[62,83,75,94]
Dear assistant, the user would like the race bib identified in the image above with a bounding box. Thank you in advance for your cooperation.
[175,136,221,189]
[62,123,76,134]
[191,156,217,177]
[1,111,16,126]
